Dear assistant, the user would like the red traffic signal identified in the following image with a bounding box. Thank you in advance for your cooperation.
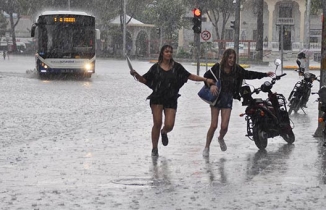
[192,8,202,34]
[193,8,201,17]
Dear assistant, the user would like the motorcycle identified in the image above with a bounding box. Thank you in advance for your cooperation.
[287,57,319,115]
[239,59,295,150]
[315,86,326,147]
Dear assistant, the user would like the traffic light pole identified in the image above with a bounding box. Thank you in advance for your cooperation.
[192,7,202,75]
[195,33,200,75]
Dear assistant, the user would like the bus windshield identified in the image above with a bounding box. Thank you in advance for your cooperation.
[37,15,95,58]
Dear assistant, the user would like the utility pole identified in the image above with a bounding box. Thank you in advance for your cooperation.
[314,1,326,137]
[305,0,311,72]
[123,0,126,56]
[255,0,264,61]
[280,24,284,74]
[234,0,240,63]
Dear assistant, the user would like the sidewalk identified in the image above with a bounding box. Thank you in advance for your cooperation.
[193,59,321,70]
[149,56,322,70]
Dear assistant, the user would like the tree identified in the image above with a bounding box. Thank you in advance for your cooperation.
[0,0,24,53]
[202,0,234,55]
[139,0,186,41]
[0,11,8,37]
[310,0,322,15]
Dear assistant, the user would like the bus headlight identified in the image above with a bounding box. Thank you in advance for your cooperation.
[41,62,48,69]
[84,63,93,72]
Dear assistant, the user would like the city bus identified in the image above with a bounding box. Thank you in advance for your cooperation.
[31,11,99,78]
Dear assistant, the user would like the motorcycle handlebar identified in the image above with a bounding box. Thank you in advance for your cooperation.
[249,73,286,95]
[275,73,287,80]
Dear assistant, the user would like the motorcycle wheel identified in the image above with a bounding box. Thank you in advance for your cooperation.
[281,129,295,144]
[253,124,268,150]
[288,90,294,101]
[323,127,326,147]
[288,98,299,115]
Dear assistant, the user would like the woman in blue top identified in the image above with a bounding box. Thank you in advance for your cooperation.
[130,44,215,157]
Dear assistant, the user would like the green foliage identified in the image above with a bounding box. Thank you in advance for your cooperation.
[139,0,186,39]
[310,0,322,15]
[0,12,8,36]
[176,47,191,58]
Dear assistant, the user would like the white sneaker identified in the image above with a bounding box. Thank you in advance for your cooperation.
[218,139,227,151]
[202,147,209,157]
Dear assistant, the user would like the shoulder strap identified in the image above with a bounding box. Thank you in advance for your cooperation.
[209,68,219,81]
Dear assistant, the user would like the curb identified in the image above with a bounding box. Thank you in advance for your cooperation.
[149,60,320,70]
[149,60,250,68]
[192,63,251,68]
[283,65,320,70]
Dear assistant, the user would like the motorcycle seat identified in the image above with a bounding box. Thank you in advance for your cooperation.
[253,98,264,103]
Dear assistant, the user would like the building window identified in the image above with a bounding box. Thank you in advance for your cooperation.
[279,3,292,18]
[310,29,321,43]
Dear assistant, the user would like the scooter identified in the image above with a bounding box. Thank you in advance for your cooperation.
[287,58,319,115]
[239,59,295,150]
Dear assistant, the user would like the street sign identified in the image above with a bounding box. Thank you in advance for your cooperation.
[200,30,211,42]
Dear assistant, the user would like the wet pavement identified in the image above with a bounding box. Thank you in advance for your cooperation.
[0,55,326,210]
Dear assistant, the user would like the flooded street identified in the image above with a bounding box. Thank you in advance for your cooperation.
[0,55,326,209]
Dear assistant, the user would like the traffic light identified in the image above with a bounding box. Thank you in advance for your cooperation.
[230,20,235,29]
[192,8,202,34]
[156,27,160,35]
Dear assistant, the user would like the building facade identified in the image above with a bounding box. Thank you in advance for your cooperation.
[178,0,322,57]
[240,0,322,52]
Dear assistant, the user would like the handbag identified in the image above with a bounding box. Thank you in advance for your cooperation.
[198,68,221,105]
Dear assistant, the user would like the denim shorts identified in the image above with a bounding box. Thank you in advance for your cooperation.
[213,92,233,109]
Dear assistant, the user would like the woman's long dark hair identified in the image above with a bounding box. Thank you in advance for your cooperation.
[158,44,174,65]
[220,48,237,71]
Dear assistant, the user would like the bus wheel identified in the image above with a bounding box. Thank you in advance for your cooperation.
[84,73,92,78]
[39,73,48,79]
